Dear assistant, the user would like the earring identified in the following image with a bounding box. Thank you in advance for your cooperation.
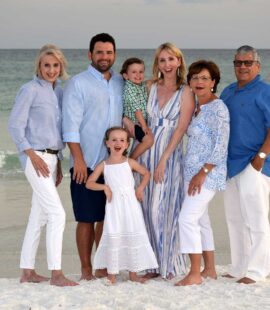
[177,67,180,77]
[158,71,161,79]
[190,87,193,92]
[211,88,214,92]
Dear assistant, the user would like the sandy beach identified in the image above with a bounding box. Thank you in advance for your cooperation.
[1,177,270,309]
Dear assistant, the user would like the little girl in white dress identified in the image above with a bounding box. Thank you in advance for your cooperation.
[86,126,158,284]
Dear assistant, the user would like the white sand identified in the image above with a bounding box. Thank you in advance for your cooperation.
[1,267,270,310]
[1,178,270,309]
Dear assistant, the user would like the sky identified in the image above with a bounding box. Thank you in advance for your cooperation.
[1,0,269,49]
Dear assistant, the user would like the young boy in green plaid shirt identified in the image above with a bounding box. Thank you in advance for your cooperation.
[121,58,154,159]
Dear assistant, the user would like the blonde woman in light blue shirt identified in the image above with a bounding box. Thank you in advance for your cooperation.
[8,45,78,287]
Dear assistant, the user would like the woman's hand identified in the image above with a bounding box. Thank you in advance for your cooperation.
[104,185,112,202]
[188,170,206,196]
[55,160,63,187]
[154,158,166,184]
[27,150,50,178]
[135,186,144,202]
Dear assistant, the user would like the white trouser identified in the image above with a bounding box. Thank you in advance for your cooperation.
[20,152,66,270]
[179,183,216,254]
[224,163,270,281]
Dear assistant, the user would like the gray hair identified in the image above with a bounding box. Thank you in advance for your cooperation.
[235,45,261,63]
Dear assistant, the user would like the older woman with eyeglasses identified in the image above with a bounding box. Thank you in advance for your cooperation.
[175,60,230,286]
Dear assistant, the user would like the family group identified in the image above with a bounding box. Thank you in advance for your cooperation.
[8,33,270,287]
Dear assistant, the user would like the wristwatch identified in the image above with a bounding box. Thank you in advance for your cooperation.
[202,166,209,174]
[258,152,267,159]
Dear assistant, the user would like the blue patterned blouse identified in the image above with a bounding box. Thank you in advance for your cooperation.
[184,98,230,191]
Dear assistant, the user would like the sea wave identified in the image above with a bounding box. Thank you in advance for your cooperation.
[0,150,70,177]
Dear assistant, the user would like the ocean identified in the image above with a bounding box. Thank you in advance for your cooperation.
[1,48,270,178]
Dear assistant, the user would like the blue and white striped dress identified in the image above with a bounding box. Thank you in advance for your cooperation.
[139,83,186,278]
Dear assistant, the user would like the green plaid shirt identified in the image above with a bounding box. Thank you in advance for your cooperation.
[123,80,148,123]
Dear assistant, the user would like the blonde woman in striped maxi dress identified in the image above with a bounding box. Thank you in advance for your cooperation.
[140,43,195,279]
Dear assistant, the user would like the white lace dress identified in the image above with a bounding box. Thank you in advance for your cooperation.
[93,160,158,274]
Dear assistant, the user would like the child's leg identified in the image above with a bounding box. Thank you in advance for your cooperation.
[175,254,202,286]
[129,272,147,283]
[130,130,154,160]
[123,117,135,138]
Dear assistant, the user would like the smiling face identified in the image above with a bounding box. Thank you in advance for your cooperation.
[88,41,115,73]
[39,54,61,84]
[123,63,145,85]
[189,68,215,99]
[106,129,129,156]
[234,52,260,87]
[157,49,181,78]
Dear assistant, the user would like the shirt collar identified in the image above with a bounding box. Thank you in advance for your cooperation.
[236,74,261,91]
[125,80,143,87]
[34,76,60,88]
[197,98,218,110]
[88,65,115,81]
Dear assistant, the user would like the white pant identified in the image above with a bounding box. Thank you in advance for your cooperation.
[224,163,270,281]
[179,183,216,254]
[20,152,66,270]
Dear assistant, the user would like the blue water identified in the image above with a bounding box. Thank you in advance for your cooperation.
[1,49,270,176]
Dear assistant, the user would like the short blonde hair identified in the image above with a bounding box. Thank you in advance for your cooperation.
[35,44,68,80]
[152,42,186,89]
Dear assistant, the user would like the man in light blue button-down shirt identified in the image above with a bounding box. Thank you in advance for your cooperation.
[62,33,123,280]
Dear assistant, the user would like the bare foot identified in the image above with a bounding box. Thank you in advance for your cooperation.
[20,270,50,283]
[166,273,175,280]
[80,267,95,281]
[129,273,147,284]
[142,272,159,279]
[222,273,235,278]
[237,277,256,284]
[201,269,217,280]
[95,268,108,278]
[50,272,79,287]
[174,273,202,286]
[106,274,116,285]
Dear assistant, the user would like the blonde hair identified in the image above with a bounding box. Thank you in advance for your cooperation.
[152,42,186,89]
[35,44,68,80]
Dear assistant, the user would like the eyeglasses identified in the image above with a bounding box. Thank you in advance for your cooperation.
[233,60,258,67]
[191,76,212,82]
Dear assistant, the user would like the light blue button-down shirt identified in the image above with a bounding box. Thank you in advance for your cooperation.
[8,77,64,169]
[62,65,123,169]
[184,99,230,191]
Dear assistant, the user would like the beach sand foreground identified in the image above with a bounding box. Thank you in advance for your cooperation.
[1,178,270,309]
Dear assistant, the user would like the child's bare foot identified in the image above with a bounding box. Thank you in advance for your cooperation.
[142,272,159,279]
[51,271,79,287]
[222,273,235,278]
[80,267,95,281]
[95,268,108,278]
[20,269,50,283]
[129,272,147,283]
[174,273,202,286]
[106,274,116,285]
[201,269,217,279]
